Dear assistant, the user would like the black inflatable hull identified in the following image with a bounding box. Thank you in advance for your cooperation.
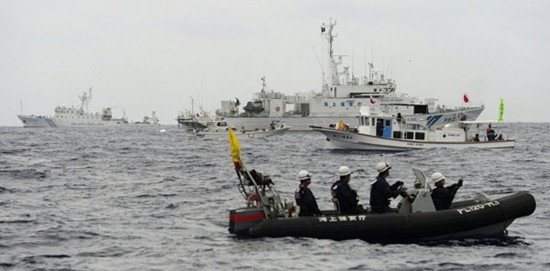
[245,192,535,242]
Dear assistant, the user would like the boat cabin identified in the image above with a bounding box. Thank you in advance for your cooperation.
[356,106,468,142]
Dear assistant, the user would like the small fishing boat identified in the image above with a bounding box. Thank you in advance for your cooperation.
[311,105,514,151]
[226,129,535,242]
[191,120,290,139]
[193,126,289,139]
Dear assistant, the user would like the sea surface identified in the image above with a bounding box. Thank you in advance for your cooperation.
[0,123,549,270]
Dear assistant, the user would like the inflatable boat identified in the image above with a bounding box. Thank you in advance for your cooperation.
[226,127,536,242]
[228,168,535,242]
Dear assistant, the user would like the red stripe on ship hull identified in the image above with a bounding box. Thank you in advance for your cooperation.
[229,213,266,222]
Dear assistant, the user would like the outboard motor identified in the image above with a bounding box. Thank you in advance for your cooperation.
[229,169,289,235]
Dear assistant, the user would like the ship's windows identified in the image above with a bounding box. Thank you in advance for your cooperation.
[363,118,369,126]
[358,102,362,107]
[371,118,375,126]
[406,132,414,139]
[348,101,353,106]
[332,102,336,107]
[393,131,402,139]
[415,132,425,140]
[385,119,391,126]
[324,102,328,107]
[341,102,345,107]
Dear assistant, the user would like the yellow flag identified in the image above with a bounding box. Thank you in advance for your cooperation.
[228,126,243,169]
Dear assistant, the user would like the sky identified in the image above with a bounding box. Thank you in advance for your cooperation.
[1,0,549,126]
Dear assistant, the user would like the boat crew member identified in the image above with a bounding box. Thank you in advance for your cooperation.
[431,172,463,210]
[295,170,323,217]
[370,162,406,214]
[473,134,480,142]
[396,113,403,123]
[331,166,362,214]
[487,124,496,141]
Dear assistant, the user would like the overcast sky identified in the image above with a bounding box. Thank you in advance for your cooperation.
[2,0,549,126]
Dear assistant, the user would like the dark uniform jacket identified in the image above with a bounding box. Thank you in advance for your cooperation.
[370,176,401,213]
[431,184,460,210]
[331,180,359,214]
[295,185,322,217]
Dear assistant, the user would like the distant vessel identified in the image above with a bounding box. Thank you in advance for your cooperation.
[18,88,129,127]
[215,19,484,131]
[135,111,160,125]
[311,105,514,151]
[192,125,290,139]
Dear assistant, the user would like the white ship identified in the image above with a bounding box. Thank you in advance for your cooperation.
[18,88,129,128]
[215,19,484,131]
[311,105,514,151]
[135,111,160,125]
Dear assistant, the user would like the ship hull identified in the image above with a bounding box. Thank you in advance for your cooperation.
[312,127,515,151]
[18,114,127,127]
[224,106,485,132]
[17,115,57,128]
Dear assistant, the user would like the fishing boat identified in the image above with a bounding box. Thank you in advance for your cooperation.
[310,105,514,151]
[226,130,535,242]
[18,88,128,127]
[215,19,485,131]
[190,120,290,139]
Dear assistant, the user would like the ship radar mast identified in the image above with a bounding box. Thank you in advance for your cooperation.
[321,18,338,95]
[261,76,267,93]
[79,87,92,113]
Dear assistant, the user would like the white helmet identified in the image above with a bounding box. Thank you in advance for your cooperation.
[376,162,391,173]
[297,170,311,181]
[338,166,352,176]
[431,172,445,184]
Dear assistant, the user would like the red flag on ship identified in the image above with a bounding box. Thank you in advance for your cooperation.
[370,96,375,104]
[463,94,469,103]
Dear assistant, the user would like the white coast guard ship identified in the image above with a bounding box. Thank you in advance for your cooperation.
[215,19,484,131]
[18,88,128,127]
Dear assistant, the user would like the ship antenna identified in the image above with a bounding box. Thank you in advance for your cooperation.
[321,18,337,94]
[190,97,194,116]
[79,87,92,113]
[311,44,326,86]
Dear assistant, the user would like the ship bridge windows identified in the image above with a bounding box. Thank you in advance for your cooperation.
[415,132,425,140]
[360,117,370,126]
[414,105,429,114]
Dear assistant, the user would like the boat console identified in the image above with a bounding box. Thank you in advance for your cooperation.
[396,168,436,214]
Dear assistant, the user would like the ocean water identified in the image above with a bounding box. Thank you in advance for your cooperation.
[0,123,549,270]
